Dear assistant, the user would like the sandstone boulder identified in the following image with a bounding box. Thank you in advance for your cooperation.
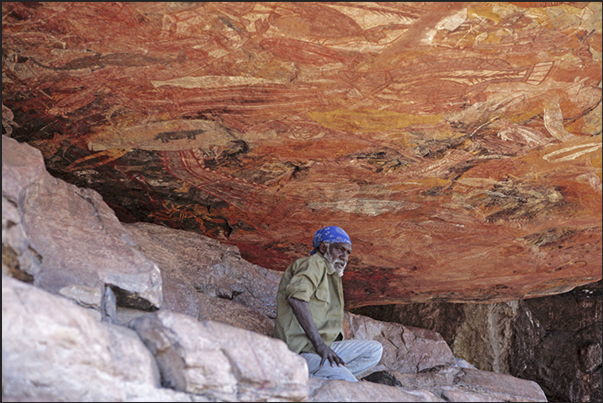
[344,311,457,374]
[2,195,39,282]
[128,310,308,402]
[2,136,163,316]
[3,270,549,403]
[1,274,192,402]
[389,365,546,402]
[197,292,275,337]
[126,221,281,319]
[308,378,443,402]
[2,135,46,203]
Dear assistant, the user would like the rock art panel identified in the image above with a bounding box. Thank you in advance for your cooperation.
[1,2,601,307]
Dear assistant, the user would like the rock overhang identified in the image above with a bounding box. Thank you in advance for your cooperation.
[2,2,601,306]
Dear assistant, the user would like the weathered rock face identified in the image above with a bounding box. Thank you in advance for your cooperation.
[2,2,601,306]
[353,280,602,402]
[344,312,458,374]
[385,366,548,403]
[128,311,309,402]
[3,134,548,402]
[3,136,163,316]
[124,220,281,320]
[510,281,602,403]
[3,272,549,403]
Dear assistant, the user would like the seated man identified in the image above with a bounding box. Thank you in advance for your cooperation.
[274,226,383,382]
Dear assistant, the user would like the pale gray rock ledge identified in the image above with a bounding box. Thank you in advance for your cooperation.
[3,274,547,402]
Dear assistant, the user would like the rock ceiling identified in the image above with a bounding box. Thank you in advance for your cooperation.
[2,2,602,307]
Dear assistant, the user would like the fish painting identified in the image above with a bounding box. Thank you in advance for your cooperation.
[88,119,238,152]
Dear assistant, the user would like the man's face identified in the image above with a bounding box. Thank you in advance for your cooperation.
[322,242,352,277]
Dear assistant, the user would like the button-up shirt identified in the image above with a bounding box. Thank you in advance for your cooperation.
[274,252,344,354]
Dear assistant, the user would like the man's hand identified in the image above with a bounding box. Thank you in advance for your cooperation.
[288,297,346,367]
[315,343,346,367]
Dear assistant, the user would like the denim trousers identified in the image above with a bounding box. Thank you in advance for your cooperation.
[300,339,383,382]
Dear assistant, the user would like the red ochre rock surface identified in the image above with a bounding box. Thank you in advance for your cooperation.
[2,2,601,307]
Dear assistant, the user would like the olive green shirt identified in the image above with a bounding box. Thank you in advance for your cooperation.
[273,252,345,354]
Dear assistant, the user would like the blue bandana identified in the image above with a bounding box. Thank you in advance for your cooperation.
[311,226,351,255]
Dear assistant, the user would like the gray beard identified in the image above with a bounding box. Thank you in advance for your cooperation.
[323,248,346,277]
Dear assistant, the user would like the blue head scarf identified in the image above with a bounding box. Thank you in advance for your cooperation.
[311,226,351,255]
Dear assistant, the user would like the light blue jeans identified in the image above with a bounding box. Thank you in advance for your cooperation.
[301,339,383,382]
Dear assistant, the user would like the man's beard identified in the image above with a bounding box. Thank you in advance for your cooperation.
[323,248,346,277]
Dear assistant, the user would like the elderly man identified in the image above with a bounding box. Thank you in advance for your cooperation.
[274,226,383,382]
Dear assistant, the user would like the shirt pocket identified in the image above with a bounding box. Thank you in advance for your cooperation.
[314,282,330,304]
